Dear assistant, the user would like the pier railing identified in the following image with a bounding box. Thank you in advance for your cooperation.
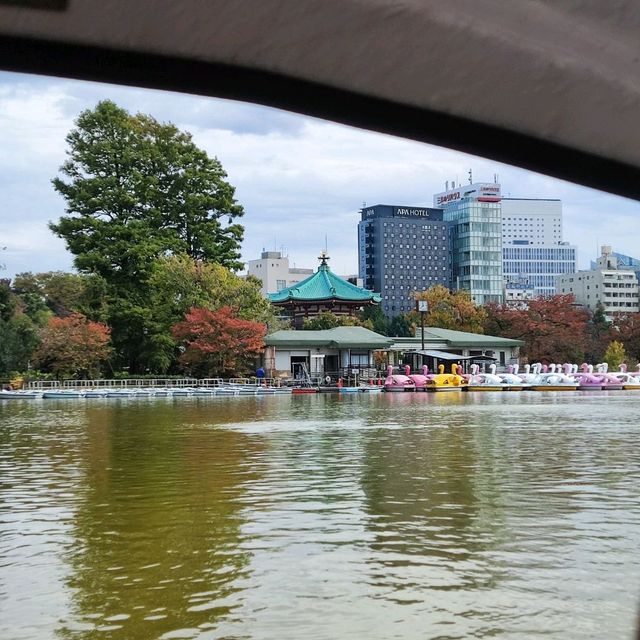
[27,377,287,390]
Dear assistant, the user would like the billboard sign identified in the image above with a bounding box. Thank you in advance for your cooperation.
[433,183,501,206]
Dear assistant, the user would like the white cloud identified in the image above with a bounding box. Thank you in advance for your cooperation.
[1,70,639,281]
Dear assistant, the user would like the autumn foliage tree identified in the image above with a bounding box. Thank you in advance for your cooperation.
[172,306,266,377]
[613,312,640,364]
[411,285,486,333]
[484,295,590,364]
[603,340,627,370]
[34,313,112,379]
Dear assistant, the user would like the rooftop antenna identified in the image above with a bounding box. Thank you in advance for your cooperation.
[325,234,328,253]
[468,168,473,184]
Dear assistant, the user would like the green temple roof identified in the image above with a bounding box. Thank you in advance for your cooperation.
[268,253,382,304]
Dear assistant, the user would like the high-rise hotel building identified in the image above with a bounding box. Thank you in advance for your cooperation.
[433,183,503,304]
[501,198,576,297]
[357,205,450,316]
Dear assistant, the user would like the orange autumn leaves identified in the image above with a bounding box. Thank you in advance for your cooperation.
[172,306,266,377]
[35,313,112,378]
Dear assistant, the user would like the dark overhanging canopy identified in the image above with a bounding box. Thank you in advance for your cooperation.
[1,1,640,199]
[410,350,473,361]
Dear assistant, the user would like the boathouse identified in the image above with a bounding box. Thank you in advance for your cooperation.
[390,327,524,373]
[263,326,393,381]
[268,252,381,328]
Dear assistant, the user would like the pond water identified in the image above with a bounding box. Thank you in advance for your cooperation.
[1,392,640,639]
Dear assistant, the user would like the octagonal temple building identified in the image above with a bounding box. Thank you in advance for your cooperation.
[268,253,382,328]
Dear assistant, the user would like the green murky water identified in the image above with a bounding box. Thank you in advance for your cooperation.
[1,392,640,639]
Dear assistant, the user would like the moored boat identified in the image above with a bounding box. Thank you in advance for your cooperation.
[465,364,506,391]
[0,389,41,399]
[424,364,464,392]
[43,390,85,399]
[384,365,415,392]
[529,364,578,391]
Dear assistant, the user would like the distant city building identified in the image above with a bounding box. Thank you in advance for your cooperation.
[357,204,451,316]
[433,182,503,304]
[247,250,313,296]
[591,251,640,282]
[556,245,640,319]
[504,281,536,308]
[501,198,576,297]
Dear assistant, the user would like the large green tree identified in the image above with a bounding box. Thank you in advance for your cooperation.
[12,271,108,322]
[49,101,245,372]
[143,255,276,372]
[50,100,244,276]
[0,280,40,375]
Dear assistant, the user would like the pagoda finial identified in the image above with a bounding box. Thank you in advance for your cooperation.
[318,250,330,267]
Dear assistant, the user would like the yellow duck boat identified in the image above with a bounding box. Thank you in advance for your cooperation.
[425,364,465,392]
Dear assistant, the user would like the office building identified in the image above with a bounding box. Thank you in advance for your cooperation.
[591,250,640,282]
[556,245,639,318]
[501,198,576,296]
[433,182,503,304]
[247,251,313,296]
[357,204,451,316]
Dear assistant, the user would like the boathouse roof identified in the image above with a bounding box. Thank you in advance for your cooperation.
[268,253,381,304]
[390,327,525,351]
[419,327,525,347]
[265,326,393,349]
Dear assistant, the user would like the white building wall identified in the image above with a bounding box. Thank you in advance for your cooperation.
[557,269,639,318]
[501,199,562,245]
[247,251,313,296]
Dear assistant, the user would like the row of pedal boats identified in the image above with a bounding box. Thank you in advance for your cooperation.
[0,385,294,400]
[384,363,640,392]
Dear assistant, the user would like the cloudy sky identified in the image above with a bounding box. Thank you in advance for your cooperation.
[1,69,639,279]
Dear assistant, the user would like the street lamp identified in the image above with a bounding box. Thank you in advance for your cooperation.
[417,300,429,351]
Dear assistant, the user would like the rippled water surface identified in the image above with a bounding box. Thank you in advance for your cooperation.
[2,393,640,639]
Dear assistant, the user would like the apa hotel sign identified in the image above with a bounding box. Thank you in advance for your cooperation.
[394,207,431,218]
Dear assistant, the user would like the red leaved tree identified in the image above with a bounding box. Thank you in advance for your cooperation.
[613,312,640,365]
[172,306,266,377]
[34,312,112,379]
[484,295,590,364]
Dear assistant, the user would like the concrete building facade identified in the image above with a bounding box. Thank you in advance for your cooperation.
[433,183,503,304]
[501,198,576,297]
[247,251,313,296]
[556,246,640,318]
[357,204,451,317]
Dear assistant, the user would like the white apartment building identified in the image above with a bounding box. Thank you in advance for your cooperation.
[246,251,313,296]
[502,198,563,244]
[556,246,640,318]
[502,198,576,297]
